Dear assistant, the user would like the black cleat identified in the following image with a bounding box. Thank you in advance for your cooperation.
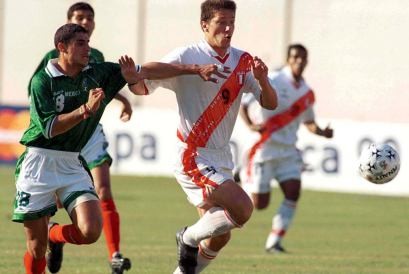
[111,252,131,274]
[47,222,64,273]
[266,242,287,254]
[176,227,198,274]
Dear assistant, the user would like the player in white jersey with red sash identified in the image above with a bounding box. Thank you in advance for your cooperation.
[119,1,277,273]
[239,44,333,253]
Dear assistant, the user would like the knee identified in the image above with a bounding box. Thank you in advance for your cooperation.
[77,221,102,244]
[96,186,112,201]
[27,243,47,259]
[252,194,270,210]
[285,189,301,201]
[235,197,253,226]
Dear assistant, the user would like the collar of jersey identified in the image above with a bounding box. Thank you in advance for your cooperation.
[200,39,231,61]
[46,58,91,78]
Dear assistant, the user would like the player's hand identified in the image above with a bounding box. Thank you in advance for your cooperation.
[197,64,231,83]
[119,101,133,122]
[322,124,333,138]
[119,55,145,84]
[251,56,268,81]
[87,88,105,113]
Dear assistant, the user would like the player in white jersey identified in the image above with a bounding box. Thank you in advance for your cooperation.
[239,44,333,253]
[119,1,278,273]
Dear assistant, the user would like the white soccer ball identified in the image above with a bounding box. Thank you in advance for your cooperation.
[358,143,400,184]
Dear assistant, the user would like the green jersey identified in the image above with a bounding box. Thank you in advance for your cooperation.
[28,48,104,96]
[21,59,126,152]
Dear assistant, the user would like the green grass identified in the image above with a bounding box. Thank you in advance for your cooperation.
[1,165,408,273]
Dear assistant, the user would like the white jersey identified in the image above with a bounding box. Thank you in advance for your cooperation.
[145,40,261,151]
[242,66,315,162]
[145,40,262,206]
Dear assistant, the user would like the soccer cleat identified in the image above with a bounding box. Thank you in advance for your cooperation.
[176,227,198,274]
[266,242,287,254]
[111,252,131,274]
[47,222,65,273]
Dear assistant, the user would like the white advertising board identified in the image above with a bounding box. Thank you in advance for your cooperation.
[101,106,408,197]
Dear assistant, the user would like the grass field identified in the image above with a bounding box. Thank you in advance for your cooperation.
[1,166,408,274]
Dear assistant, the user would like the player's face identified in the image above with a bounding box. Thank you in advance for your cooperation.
[202,9,235,56]
[69,10,95,36]
[287,48,308,79]
[65,32,91,67]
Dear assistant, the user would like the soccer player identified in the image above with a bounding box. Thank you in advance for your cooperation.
[118,1,278,273]
[28,3,134,272]
[239,44,333,253]
[14,23,224,274]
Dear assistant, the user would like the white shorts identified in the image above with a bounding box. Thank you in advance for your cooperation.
[242,152,303,194]
[12,147,99,223]
[174,143,234,207]
[81,123,112,169]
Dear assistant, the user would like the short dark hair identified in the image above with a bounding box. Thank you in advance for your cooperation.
[54,23,88,49]
[67,2,94,20]
[200,0,236,22]
[287,44,308,59]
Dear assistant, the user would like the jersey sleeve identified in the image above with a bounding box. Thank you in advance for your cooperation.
[29,73,58,139]
[242,73,261,104]
[241,92,256,106]
[99,63,127,102]
[143,47,184,94]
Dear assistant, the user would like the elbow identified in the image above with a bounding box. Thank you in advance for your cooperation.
[262,100,278,110]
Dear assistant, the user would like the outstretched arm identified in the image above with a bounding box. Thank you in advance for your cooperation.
[118,55,231,95]
[304,121,333,138]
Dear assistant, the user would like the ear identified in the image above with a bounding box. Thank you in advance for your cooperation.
[200,21,208,32]
[57,42,67,54]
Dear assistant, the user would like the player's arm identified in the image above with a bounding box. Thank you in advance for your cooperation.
[118,55,230,95]
[239,104,264,132]
[50,88,105,137]
[304,121,333,138]
[113,93,133,122]
[252,56,278,110]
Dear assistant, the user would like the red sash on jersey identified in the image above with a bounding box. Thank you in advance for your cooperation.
[178,53,253,200]
[246,90,315,178]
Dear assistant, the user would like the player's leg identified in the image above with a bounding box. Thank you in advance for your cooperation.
[175,179,253,274]
[82,125,131,272]
[265,155,302,253]
[241,160,275,210]
[23,217,49,274]
[13,148,59,274]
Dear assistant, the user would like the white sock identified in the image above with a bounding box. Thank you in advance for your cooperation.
[265,199,296,248]
[173,267,183,274]
[183,207,238,247]
[195,241,218,273]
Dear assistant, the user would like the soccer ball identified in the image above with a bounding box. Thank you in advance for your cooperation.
[358,143,400,184]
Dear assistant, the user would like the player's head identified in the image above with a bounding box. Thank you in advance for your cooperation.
[67,2,95,36]
[287,43,308,79]
[54,23,90,66]
[200,0,236,55]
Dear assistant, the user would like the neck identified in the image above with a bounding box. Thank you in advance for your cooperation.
[57,58,83,77]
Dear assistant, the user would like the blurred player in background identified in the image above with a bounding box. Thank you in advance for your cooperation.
[28,3,133,273]
[118,0,278,273]
[239,43,333,253]
[16,22,223,274]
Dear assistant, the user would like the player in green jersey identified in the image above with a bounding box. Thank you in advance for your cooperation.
[15,23,224,274]
[28,3,133,273]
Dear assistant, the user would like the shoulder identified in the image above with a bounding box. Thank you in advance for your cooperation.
[90,47,105,63]
[30,69,50,89]
[44,49,58,59]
